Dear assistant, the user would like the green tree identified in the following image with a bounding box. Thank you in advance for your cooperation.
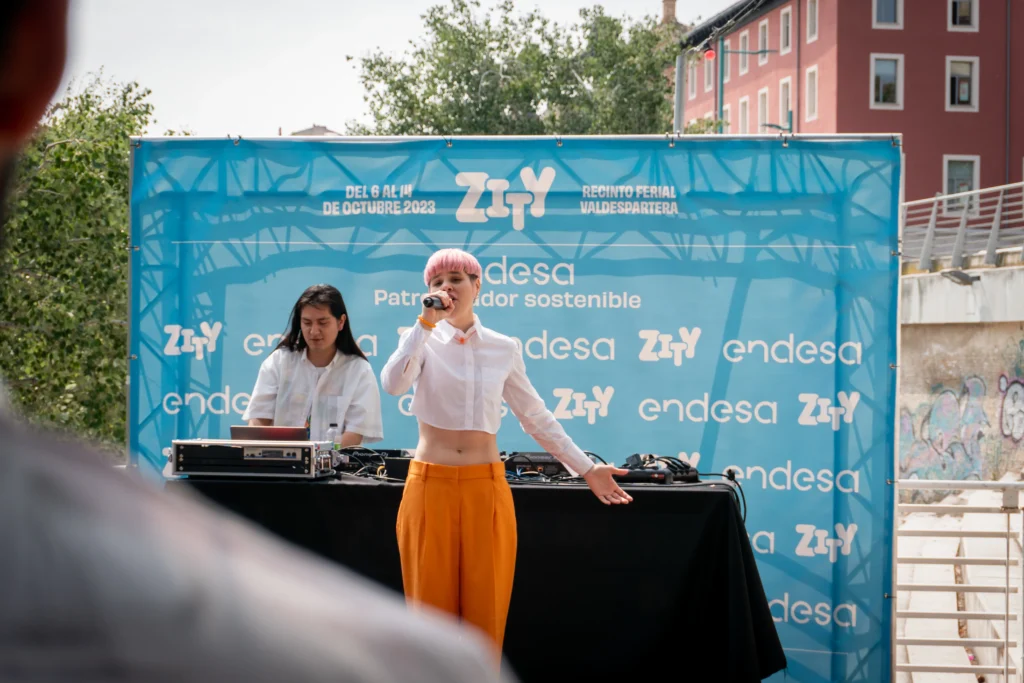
[0,75,153,456]
[349,0,690,136]
[684,117,722,135]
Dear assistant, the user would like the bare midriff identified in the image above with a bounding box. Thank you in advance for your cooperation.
[415,421,501,466]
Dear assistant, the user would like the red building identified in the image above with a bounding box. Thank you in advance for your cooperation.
[681,0,1023,201]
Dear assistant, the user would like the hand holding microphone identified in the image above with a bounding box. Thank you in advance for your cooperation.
[420,290,454,324]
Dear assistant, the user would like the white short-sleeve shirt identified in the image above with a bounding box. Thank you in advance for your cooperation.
[242,348,383,443]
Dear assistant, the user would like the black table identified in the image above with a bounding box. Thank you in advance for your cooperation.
[169,476,787,682]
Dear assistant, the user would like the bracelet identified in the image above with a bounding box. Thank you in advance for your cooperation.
[417,315,436,330]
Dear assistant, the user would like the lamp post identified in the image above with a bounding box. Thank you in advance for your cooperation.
[673,47,697,133]
[704,40,782,133]
[673,52,685,133]
[762,111,794,134]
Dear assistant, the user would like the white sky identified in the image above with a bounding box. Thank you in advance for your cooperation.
[60,0,735,136]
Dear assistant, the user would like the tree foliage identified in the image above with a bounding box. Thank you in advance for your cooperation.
[0,75,152,454]
[684,117,722,135]
[349,0,705,136]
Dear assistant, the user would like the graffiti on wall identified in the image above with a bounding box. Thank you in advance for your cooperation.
[899,337,1024,485]
[1002,340,1024,444]
[999,375,1024,443]
[899,376,987,481]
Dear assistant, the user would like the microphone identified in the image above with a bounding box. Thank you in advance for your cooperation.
[422,295,446,309]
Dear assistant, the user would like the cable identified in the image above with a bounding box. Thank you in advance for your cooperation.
[711,0,767,42]
[694,0,769,54]
[339,445,380,455]
[506,471,555,485]
[344,453,369,469]
[337,471,405,484]
[699,472,747,523]
[339,445,386,468]
[584,451,607,464]
[628,455,697,479]
[653,456,692,475]
[502,453,536,469]
[728,0,768,29]
[503,453,557,479]
[339,446,388,480]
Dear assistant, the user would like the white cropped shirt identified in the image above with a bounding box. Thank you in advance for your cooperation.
[380,316,594,477]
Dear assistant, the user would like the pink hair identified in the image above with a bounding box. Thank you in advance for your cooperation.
[423,248,482,286]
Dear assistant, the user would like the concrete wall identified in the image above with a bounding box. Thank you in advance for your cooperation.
[901,267,1024,324]
[899,322,1024,482]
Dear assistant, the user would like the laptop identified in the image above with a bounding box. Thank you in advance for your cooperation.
[229,425,310,441]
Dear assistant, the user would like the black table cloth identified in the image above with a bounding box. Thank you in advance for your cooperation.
[169,477,787,681]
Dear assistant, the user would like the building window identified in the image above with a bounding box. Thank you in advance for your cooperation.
[739,31,750,75]
[943,154,981,215]
[946,56,979,112]
[723,39,731,83]
[870,53,904,110]
[779,77,792,129]
[688,61,697,99]
[780,7,793,55]
[757,87,769,131]
[949,0,978,31]
[758,20,770,65]
[722,104,731,134]
[739,96,750,134]
[805,65,819,121]
[705,57,714,92]
[873,0,903,29]
[807,0,819,43]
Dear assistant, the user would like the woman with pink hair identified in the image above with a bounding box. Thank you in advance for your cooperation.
[380,247,630,660]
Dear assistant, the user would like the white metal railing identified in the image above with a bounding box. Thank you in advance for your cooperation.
[895,479,1023,681]
[902,182,1024,270]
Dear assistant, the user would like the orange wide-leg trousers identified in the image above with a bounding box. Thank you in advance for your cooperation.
[396,460,518,654]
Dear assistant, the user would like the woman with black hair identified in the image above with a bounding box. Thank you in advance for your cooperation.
[243,284,382,445]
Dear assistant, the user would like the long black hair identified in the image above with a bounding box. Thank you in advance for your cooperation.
[276,284,367,360]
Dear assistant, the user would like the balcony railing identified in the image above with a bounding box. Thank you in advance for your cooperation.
[895,479,1022,681]
[902,182,1024,272]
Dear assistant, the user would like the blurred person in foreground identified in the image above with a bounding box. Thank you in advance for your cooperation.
[0,2,513,681]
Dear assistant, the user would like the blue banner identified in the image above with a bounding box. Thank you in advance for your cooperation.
[129,136,900,682]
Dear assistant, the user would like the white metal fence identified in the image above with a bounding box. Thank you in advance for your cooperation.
[902,182,1024,271]
[895,479,1023,681]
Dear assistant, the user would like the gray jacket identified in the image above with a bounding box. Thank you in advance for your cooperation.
[0,415,515,682]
